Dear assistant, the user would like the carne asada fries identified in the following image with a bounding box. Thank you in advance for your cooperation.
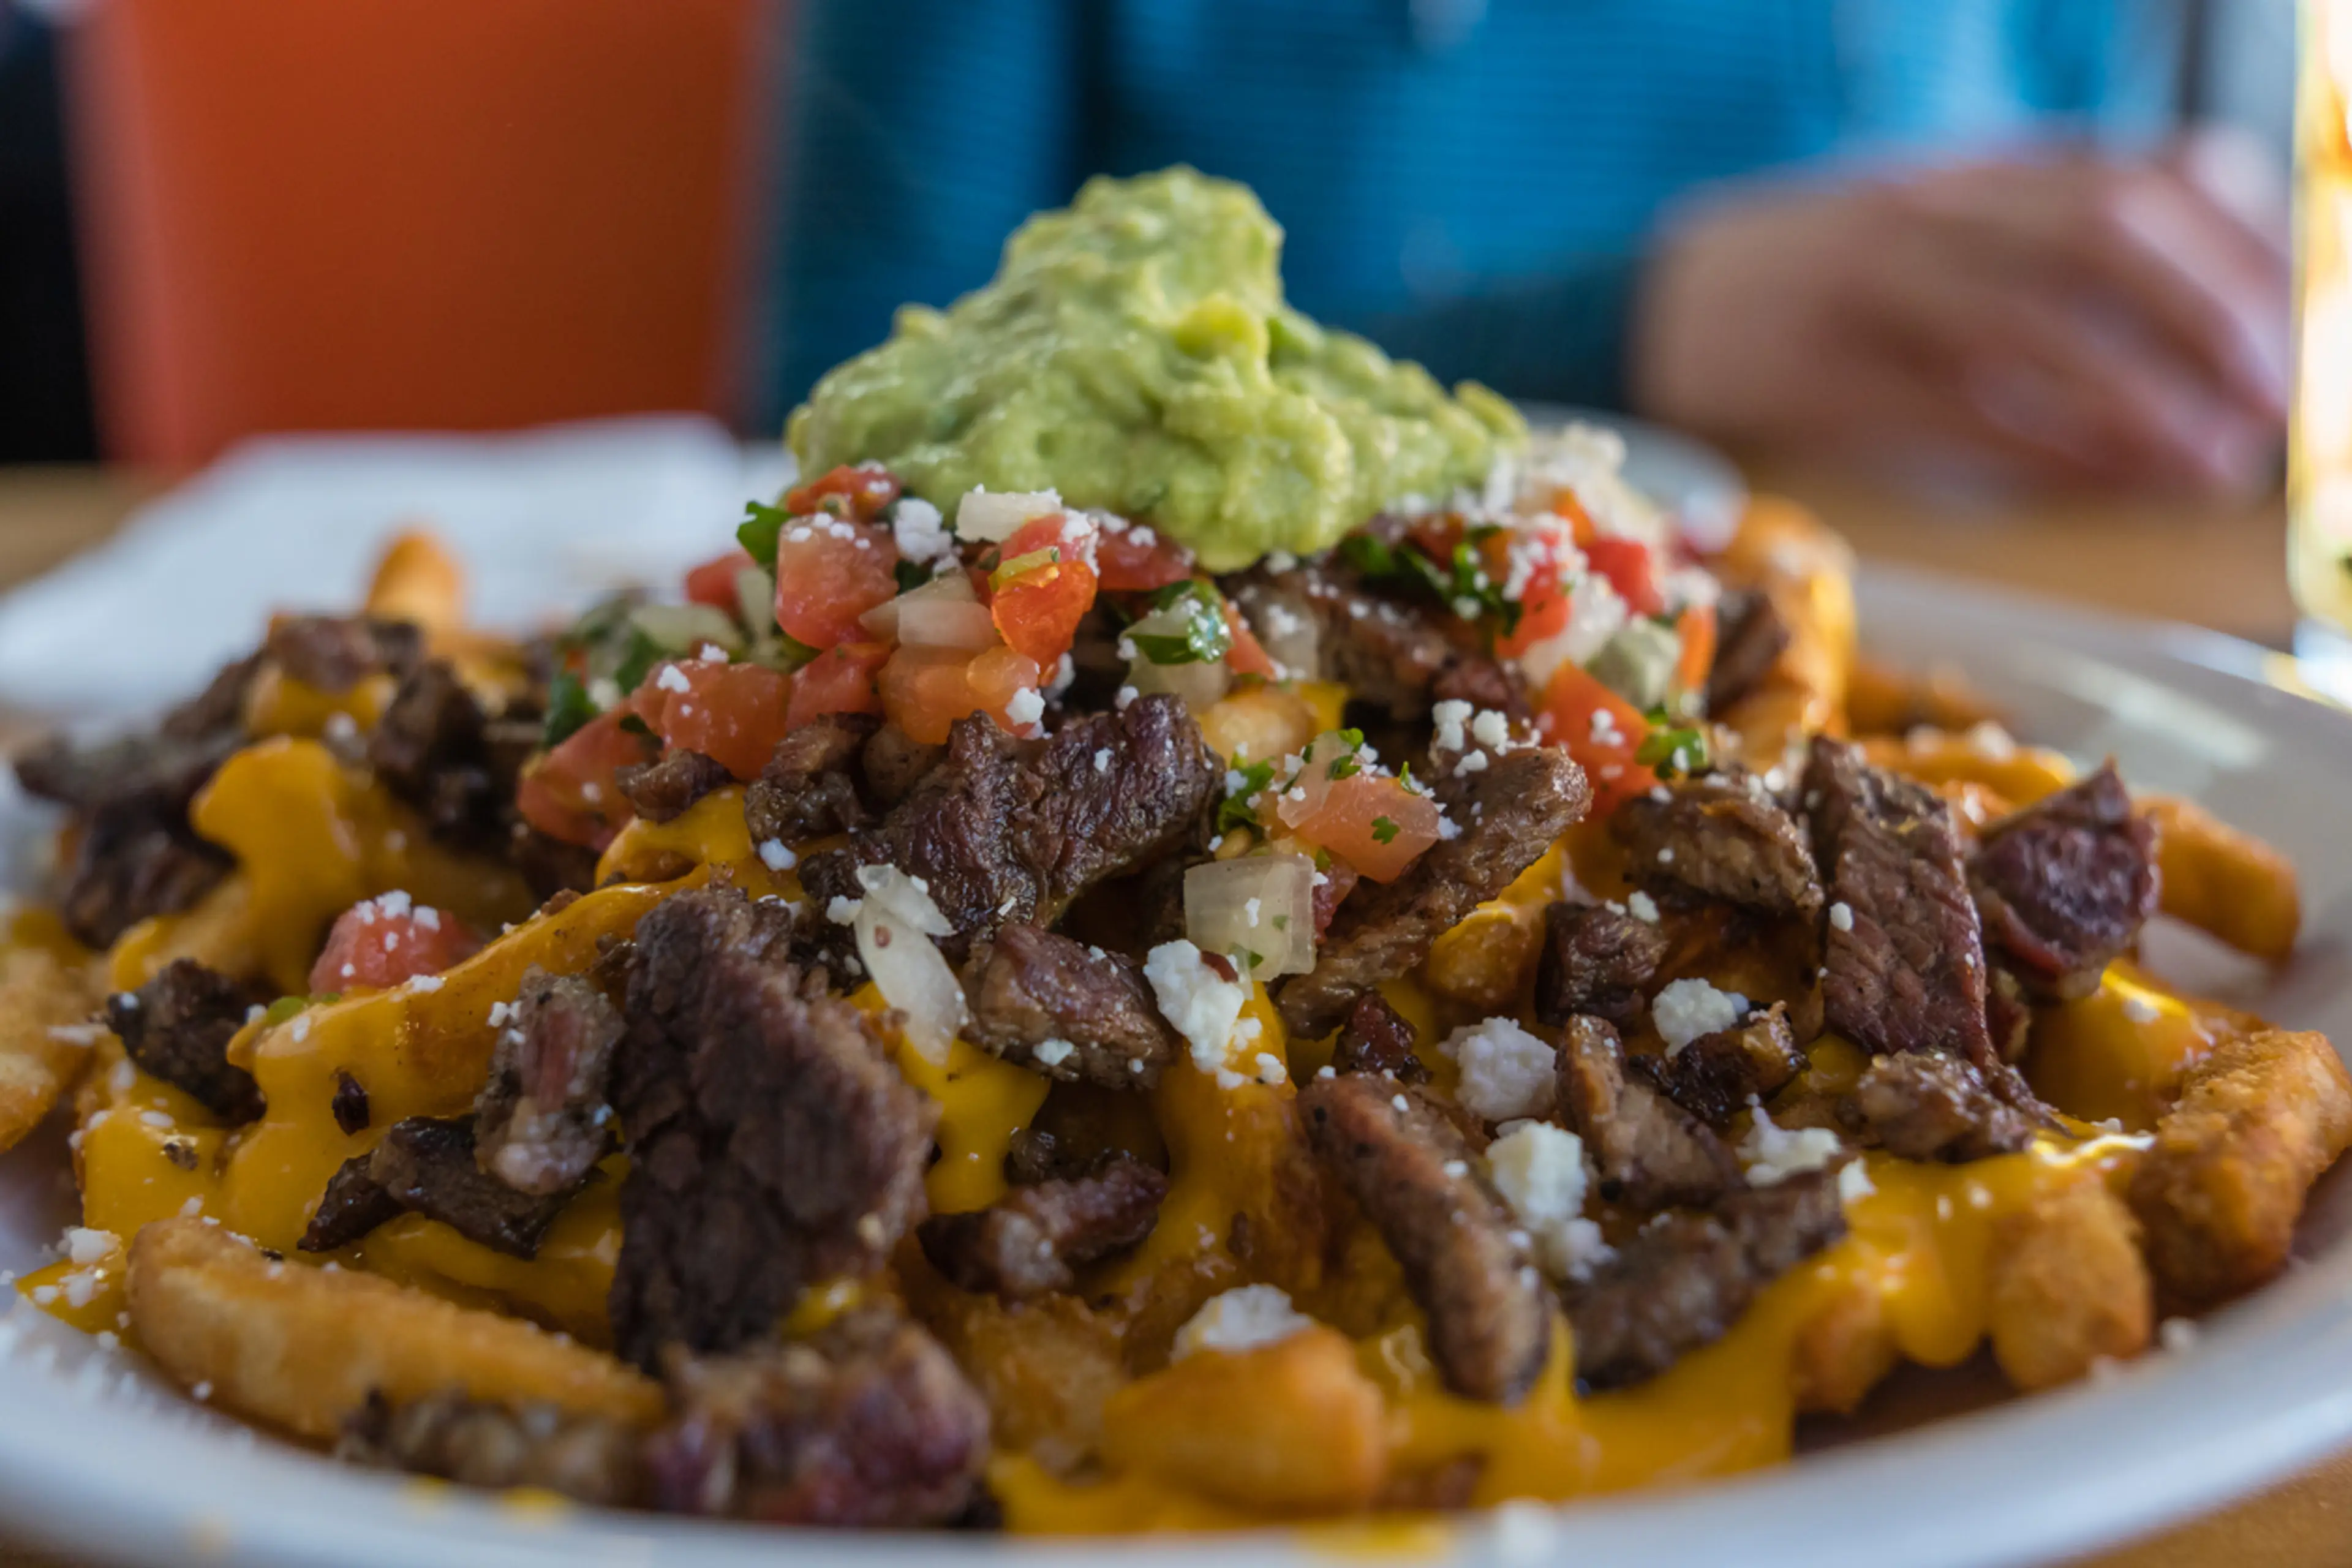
[5,167,2346,1536]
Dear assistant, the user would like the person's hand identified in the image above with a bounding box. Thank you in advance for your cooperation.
[1628,129,2291,494]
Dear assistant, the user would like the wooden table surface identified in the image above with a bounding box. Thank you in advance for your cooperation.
[0,460,2338,1566]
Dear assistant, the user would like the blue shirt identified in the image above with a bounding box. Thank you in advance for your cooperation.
[766,0,2190,423]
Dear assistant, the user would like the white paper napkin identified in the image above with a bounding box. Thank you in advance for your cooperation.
[0,417,796,721]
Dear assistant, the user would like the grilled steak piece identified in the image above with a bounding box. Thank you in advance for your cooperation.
[105,960,265,1123]
[744,712,881,842]
[15,653,257,949]
[960,924,1178,1088]
[616,749,734,825]
[1611,769,1822,916]
[1330,992,1427,1081]
[1298,1074,1551,1404]
[1634,1002,1806,1128]
[1969,764,2158,1001]
[801,697,1221,960]
[1567,1169,1846,1390]
[916,1153,1168,1299]
[475,967,625,1196]
[1556,1016,1741,1208]
[299,1115,579,1257]
[339,1389,644,1506]
[1802,737,1999,1069]
[1704,588,1790,714]
[1430,655,1531,720]
[366,659,507,848]
[1276,748,1589,1039]
[609,886,935,1371]
[643,1307,990,1526]
[1848,1052,2037,1162]
[1230,560,1467,718]
[263,614,423,692]
[1532,902,1669,1030]
[861,723,946,808]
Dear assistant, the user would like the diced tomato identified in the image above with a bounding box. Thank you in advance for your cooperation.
[774,519,900,650]
[1671,601,1717,704]
[630,658,794,780]
[1223,603,1278,679]
[1537,662,1652,816]
[1289,774,1442,883]
[880,643,1041,745]
[989,514,1098,666]
[309,893,482,995]
[785,463,902,522]
[1494,521,1581,660]
[1583,536,1664,617]
[788,640,891,731]
[684,548,756,613]
[518,709,657,850]
[1096,526,1193,593]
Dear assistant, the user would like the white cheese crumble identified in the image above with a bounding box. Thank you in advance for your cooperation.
[1144,940,1250,1077]
[62,1227,117,1266]
[2120,993,2162,1025]
[1440,1017,1557,1121]
[1170,1284,1313,1360]
[1738,1107,1844,1185]
[654,663,692,694]
[1838,1159,1876,1205]
[889,496,956,565]
[758,839,798,872]
[1483,1123,1613,1281]
[1005,687,1046,726]
[1651,977,1749,1056]
[1431,699,1473,756]
[824,895,865,925]
[1031,1038,1076,1069]
[1625,890,1660,924]
[1828,901,1854,933]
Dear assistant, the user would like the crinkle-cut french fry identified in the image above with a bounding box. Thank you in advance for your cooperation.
[363,529,465,635]
[127,1217,661,1442]
[1711,496,1856,771]
[0,943,99,1152]
[2141,794,2302,963]
[1987,1170,2152,1390]
[2129,1030,2352,1304]
[1099,1325,1387,1512]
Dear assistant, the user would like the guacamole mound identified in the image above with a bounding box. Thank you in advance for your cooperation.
[786,167,1527,571]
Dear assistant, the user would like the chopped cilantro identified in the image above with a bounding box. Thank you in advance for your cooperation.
[737,499,788,569]
[616,712,656,741]
[1371,815,1401,845]
[1131,579,1232,665]
[541,670,597,748]
[893,559,932,594]
[1338,526,1522,634]
[1635,722,1710,778]
[989,545,1061,589]
[1216,760,1276,835]
[611,627,663,695]
[1270,914,1290,931]
[261,996,309,1027]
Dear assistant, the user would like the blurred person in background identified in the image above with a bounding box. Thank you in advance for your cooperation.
[0,0,95,462]
[769,0,2291,497]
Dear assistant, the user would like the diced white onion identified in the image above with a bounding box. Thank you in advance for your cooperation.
[956,488,1062,543]
[851,864,964,1064]
[630,601,742,655]
[1248,595,1319,682]
[1184,854,1316,977]
[859,567,982,643]
[1126,653,1231,712]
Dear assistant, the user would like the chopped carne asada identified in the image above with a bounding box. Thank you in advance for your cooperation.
[743,712,882,842]
[1556,1015,1743,1208]
[1533,902,1669,1031]
[1969,764,2159,1001]
[263,614,424,693]
[1277,747,1589,1038]
[105,960,266,1123]
[1298,1074,1551,1405]
[643,1308,990,1526]
[1565,1167,1847,1390]
[801,697,1221,959]
[616,748,735,825]
[474,967,625,1196]
[1634,1002,1806,1129]
[1611,769,1822,916]
[300,1115,580,1257]
[608,886,934,1370]
[1847,1052,2038,1162]
[960,924,1178,1087]
[1330,992,1428,1080]
[917,1153,1169,1299]
[1703,588,1790,714]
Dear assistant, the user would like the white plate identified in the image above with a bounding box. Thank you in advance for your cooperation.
[3,565,2351,1568]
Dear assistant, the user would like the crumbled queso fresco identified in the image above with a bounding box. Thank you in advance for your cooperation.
[1483,1123,1613,1281]
[1737,1107,1844,1186]
[1143,940,1250,1080]
[1651,977,1749,1056]
[1441,1017,1557,1121]
[1171,1284,1313,1360]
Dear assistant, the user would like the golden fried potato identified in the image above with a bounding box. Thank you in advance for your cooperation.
[1421,900,1544,1012]
[127,1217,661,1442]
[910,1278,1131,1474]
[1712,496,1856,769]
[363,529,464,634]
[2129,1030,2352,1304]
[1099,1325,1387,1513]
[2141,794,2302,963]
[1860,730,2074,810]
[0,943,99,1153]
[1988,1172,2152,1390]
[1790,1273,1898,1417]
[1845,658,2002,738]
